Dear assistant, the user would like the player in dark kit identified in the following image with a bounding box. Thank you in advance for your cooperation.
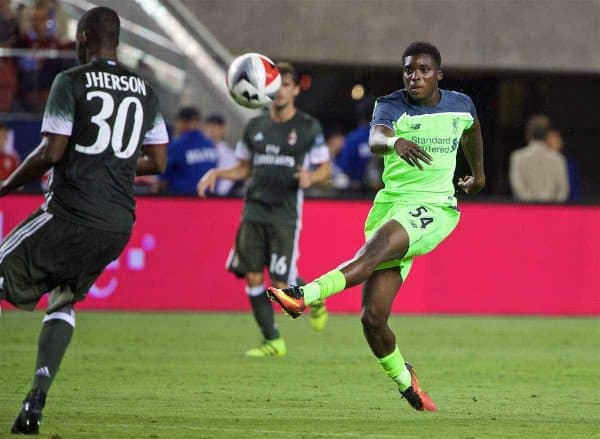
[198,63,331,356]
[0,7,168,434]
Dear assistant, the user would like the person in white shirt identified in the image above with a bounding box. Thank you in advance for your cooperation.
[509,115,569,202]
[204,114,238,196]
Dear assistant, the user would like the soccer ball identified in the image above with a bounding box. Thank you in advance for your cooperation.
[226,53,281,109]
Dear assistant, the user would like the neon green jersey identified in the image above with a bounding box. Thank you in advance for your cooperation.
[371,89,477,205]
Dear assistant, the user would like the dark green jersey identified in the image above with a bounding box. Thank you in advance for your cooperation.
[40,59,168,232]
[235,110,329,226]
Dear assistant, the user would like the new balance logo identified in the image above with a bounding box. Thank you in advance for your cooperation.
[35,367,51,378]
[410,123,421,130]
[254,132,264,141]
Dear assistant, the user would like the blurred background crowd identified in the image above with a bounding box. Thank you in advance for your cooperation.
[0,0,597,203]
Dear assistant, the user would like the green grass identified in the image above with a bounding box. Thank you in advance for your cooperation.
[1,312,598,438]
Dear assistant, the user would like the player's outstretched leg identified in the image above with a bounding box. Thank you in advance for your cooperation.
[362,269,436,412]
[11,305,75,434]
[245,277,286,357]
[268,220,408,317]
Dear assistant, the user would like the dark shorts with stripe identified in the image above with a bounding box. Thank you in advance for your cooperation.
[0,209,130,313]
[226,220,299,284]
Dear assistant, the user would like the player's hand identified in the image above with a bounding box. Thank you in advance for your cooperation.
[458,175,485,195]
[394,138,432,170]
[294,167,312,189]
[197,169,218,198]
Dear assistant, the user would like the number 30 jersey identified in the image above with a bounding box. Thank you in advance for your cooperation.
[40,59,168,232]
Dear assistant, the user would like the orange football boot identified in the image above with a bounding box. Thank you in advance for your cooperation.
[400,363,437,412]
[266,285,306,319]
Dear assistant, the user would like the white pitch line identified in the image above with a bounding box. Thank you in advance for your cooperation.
[67,422,405,438]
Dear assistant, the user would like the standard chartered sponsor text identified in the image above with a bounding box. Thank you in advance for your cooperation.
[411,136,457,153]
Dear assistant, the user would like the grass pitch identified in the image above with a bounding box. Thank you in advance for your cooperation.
[1,312,598,438]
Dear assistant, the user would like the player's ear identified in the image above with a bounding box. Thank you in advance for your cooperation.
[437,69,443,81]
[293,83,300,97]
[77,30,88,46]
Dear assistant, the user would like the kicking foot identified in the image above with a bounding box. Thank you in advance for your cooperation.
[266,285,305,319]
[11,388,46,434]
[309,300,328,331]
[400,363,437,412]
[245,338,287,357]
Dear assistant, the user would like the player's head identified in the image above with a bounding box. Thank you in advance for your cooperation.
[401,42,443,102]
[272,62,300,111]
[204,114,226,142]
[175,106,201,136]
[76,6,120,64]
[525,114,551,142]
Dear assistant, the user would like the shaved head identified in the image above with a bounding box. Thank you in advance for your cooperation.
[76,6,120,63]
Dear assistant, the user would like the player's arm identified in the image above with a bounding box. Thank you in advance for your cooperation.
[309,161,331,186]
[297,125,331,188]
[296,161,331,189]
[197,160,251,198]
[137,144,167,176]
[0,134,68,197]
[457,118,485,195]
[369,125,432,170]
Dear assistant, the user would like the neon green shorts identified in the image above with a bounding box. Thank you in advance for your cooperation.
[364,201,460,280]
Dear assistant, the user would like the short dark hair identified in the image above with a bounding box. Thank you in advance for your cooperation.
[0,121,8,131]
[78,6,120,49]
[402,41,442,68]
[205,114,225,125]
[526,114,551,141]
[176,106,201,121]
[276,62,298,84]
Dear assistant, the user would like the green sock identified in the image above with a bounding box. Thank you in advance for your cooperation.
[32,311,74,394]
[301,269,346,305]
[248,286,280,340]
[378,346,412,392]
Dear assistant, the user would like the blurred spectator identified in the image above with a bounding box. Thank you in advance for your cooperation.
[365,154,384,191]
[16,3,62,111]
[335,96,374,189]
[0,0,18,111]
[546,128,581,202]
[509,115,569,202]
[0,122,20,180]
[325,128,350,190]
[0,0,18,45]
[158,106,217,195]
[204,113,238,196]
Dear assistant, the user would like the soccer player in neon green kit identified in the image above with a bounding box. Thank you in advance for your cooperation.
[268,42,485,411]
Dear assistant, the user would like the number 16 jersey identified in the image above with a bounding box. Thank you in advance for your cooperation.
[40,59,168,232]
